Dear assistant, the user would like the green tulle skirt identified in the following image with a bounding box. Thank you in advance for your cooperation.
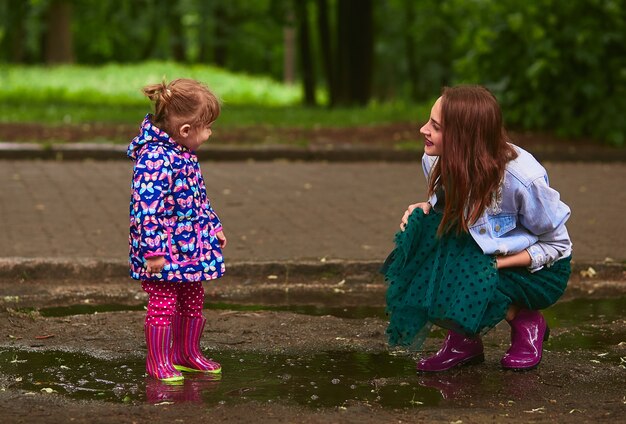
[381,208,571,351]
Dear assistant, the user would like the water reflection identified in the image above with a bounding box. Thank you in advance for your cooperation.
[417,371,483,400]
[145,373,221,404]
[0,348,440,408]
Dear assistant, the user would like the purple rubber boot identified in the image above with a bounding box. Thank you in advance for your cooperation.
[145,324,184,382]
[416,330,484,372]
[501,309,550,370]
[172,315,221,374]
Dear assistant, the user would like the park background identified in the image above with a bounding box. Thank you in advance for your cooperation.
[0,0,624,149]
[0,1,626,422]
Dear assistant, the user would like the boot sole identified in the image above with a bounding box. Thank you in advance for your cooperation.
[417,353,485,373]
[157,375,184,383]
[174,364,222,374]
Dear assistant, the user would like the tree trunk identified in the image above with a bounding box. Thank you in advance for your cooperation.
[283,9,296,85]
[404,0,420,101]
[213,3,228,67]
[1,0,27,62]
[198,0,212,62]
[44,0,75,64]
[295,0,316,106]
[335,0,374,106]
[316,0,336,106]
[167,1,186,62]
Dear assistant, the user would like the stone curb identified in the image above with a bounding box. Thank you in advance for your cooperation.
[0,257,623,282]
[1,142,625,162]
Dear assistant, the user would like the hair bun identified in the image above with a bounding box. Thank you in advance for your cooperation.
[160,82,172,103]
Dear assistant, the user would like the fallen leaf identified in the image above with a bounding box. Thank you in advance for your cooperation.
[579,267,597,278]
[35,335,55,340]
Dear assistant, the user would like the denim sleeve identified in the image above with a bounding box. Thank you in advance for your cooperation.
[422,154,438,205]
[519,176,572,272]
[132,152,171,259]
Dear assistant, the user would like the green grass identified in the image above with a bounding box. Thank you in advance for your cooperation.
[0,62,430,128]
[0,101,429,129]
[0,61,301,107]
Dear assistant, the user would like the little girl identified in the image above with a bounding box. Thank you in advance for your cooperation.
[128,78,227,382]
[383,85,572,372]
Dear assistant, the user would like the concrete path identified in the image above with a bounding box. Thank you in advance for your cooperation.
[1,159,624,265]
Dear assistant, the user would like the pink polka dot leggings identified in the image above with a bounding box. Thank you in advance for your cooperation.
[142,280,205,326]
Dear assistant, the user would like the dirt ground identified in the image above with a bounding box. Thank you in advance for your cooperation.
[0,273,625,424]
[0,121,614,151]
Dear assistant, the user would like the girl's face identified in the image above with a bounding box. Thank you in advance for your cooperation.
[420,97,443,156]
[178,124,213,151]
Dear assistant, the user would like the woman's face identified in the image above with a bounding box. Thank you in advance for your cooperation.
[420,96,443,156]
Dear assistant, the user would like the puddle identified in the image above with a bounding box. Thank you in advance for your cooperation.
[1,297,624,407]
[546,296,626,327]
[18,297,626,355]
[31,296,626,326]
[544,296,626,352]
[0,348,442,407]
[34,302,386,320]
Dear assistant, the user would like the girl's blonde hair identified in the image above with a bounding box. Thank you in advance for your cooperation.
[142,78,220,137]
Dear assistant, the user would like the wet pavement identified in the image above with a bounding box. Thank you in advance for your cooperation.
[0,153,625,423]
[1,272,625,423]
[0,160,625,265]
[1,288,625,423]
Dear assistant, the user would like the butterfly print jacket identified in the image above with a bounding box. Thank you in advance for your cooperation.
[127,114,225,282]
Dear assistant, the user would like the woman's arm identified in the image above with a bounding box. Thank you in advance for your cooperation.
[519,176,572,271]
[496,250,531,269]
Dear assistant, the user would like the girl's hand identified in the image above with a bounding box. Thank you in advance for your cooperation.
[145,256,166,273]
[400,202,431,231]
[216,230,227,248]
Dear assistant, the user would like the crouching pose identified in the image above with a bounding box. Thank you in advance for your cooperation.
[383,85,572,372]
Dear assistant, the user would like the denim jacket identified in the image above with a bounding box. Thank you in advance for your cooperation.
[422,145,572,272]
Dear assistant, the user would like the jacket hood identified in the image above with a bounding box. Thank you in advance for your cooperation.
[127,114,178,161]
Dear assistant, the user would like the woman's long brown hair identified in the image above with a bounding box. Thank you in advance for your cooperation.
[428,85,517,235]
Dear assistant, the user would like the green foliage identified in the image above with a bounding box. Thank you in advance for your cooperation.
[375,0,456,102]
[0,0,289,79]
[451,0,626,146]
[2,0,624,145]
[0,62,429,131]
[0,61,301,106]
[0,100,429,130]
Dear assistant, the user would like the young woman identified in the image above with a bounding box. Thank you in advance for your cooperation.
[383,85,572,372]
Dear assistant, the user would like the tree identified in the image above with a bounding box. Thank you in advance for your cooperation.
[44,0,75,64]
[166,0,186,62]
[335,0,373,106]
[316,0,335,104]
[0,0,27,62]
[294,0,316,105]
[213,1,229,67]
[313,0,374,107]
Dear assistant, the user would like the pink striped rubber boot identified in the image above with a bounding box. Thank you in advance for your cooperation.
[172,315,221,374]
[145,324,184,382]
